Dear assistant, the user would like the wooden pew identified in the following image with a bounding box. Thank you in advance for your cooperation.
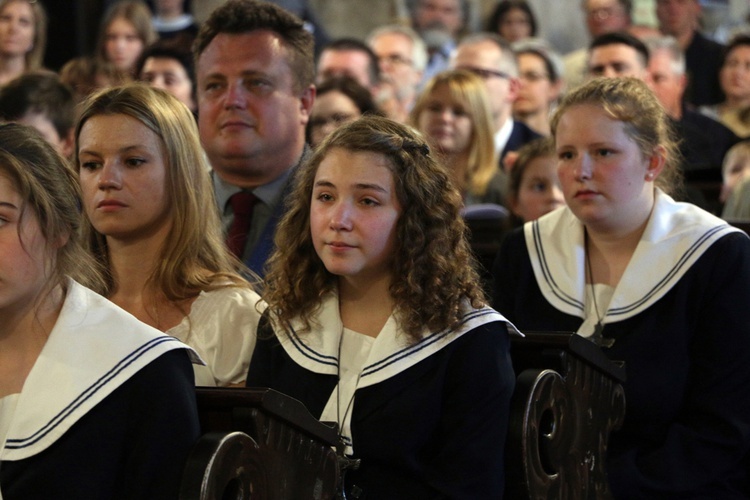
[506,332,626,500]
[180,387,341,500]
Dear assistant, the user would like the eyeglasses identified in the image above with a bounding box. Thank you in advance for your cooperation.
[586,6,623,21]
[459,66,512,81]
[519,71,550,82]
[377,54,413,67]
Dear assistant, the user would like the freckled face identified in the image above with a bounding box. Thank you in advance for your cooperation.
[555,104,658,233]
[310,148,401,287]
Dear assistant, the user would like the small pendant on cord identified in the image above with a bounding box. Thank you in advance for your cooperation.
[592,321,615,348]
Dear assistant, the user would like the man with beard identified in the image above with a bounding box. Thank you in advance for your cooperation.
[410,0,467,84]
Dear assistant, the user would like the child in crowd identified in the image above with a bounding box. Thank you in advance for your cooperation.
[507,136,565,223]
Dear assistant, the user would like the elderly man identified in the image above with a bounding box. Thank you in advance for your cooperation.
[655,0,724,106]
[411,0,467,83]
[367,25,427,123]
[452,33,541,168]
[646,35,738,203]
[195,0,315,276]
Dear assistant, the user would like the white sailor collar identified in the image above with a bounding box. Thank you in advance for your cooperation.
[1,280,200,462]
[525,189,742,323]
[271,292,520,389]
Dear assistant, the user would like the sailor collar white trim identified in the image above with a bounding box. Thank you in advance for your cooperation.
[525,189,742,323]
[1,280,198,461]
[272,292,520,389]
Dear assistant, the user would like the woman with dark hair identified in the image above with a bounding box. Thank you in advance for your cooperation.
[247,114,517,498]
[486,0,537,44]
[700,34,750,138]
[307,75,381,147]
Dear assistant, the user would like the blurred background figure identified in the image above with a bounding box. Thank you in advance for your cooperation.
[646,34,738,213]
[506,137,564,224]
[563,0,632,91]
[586,31,650,80]
[151,0,198,52]
[410,69,506,206]
[0,71,76,158]
[700,34,750,138]
[486,0,537,44]
[0,0,46,86]
[410,0,468,83]
[367,24,427,124]
[655,0,724,107]
[721,141,750,202]
[316,37,380,94]
[136,39,196,113]
[307,76,381,148]
[512,38,564,136]
[96,0,157,83]
[452,33,541,169]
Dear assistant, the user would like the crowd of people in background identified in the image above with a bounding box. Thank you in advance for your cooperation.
[1,0,750,498]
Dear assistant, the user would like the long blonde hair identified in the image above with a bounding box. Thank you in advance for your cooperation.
[75,84,253,300]
[410,69,498,197]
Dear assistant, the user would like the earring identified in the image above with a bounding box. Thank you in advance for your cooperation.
[645,172,654,181]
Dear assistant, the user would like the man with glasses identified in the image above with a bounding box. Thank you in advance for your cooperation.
[367,25,427,123]
[563,0,633,90]
[452,33,541,168]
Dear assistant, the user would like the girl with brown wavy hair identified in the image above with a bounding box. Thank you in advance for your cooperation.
[246,114,518,498]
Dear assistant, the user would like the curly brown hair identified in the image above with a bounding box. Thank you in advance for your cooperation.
[264,115,486,344]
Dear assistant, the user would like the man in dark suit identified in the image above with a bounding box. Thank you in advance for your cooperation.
[655,0,724,106]
[452,33,541,170]
[646,35,738,212]
[195,0,315,277]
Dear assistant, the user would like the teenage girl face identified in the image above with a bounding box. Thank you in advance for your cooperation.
[417,83,473,155]
[497,7,532,43]
[512,154,565,222]
[0,172,54,319]
[105,16,144,72]
[555,104,661,233]
[0,0,34,59]
[77,113,172,244]
[310,147,401,288]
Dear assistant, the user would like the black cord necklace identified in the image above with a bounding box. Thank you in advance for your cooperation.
[584,229,614,348]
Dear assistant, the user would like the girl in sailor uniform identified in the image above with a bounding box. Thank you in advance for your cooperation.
[0,123,200,498]
[246,115,519,498]
[493,77,750,498]
[76,84,262,387]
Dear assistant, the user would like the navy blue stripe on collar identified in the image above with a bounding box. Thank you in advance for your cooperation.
[533,221,584,312]
[6,336,181,450]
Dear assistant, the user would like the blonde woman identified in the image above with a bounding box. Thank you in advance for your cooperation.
[76,84,262,387]
[410,69,506,206]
